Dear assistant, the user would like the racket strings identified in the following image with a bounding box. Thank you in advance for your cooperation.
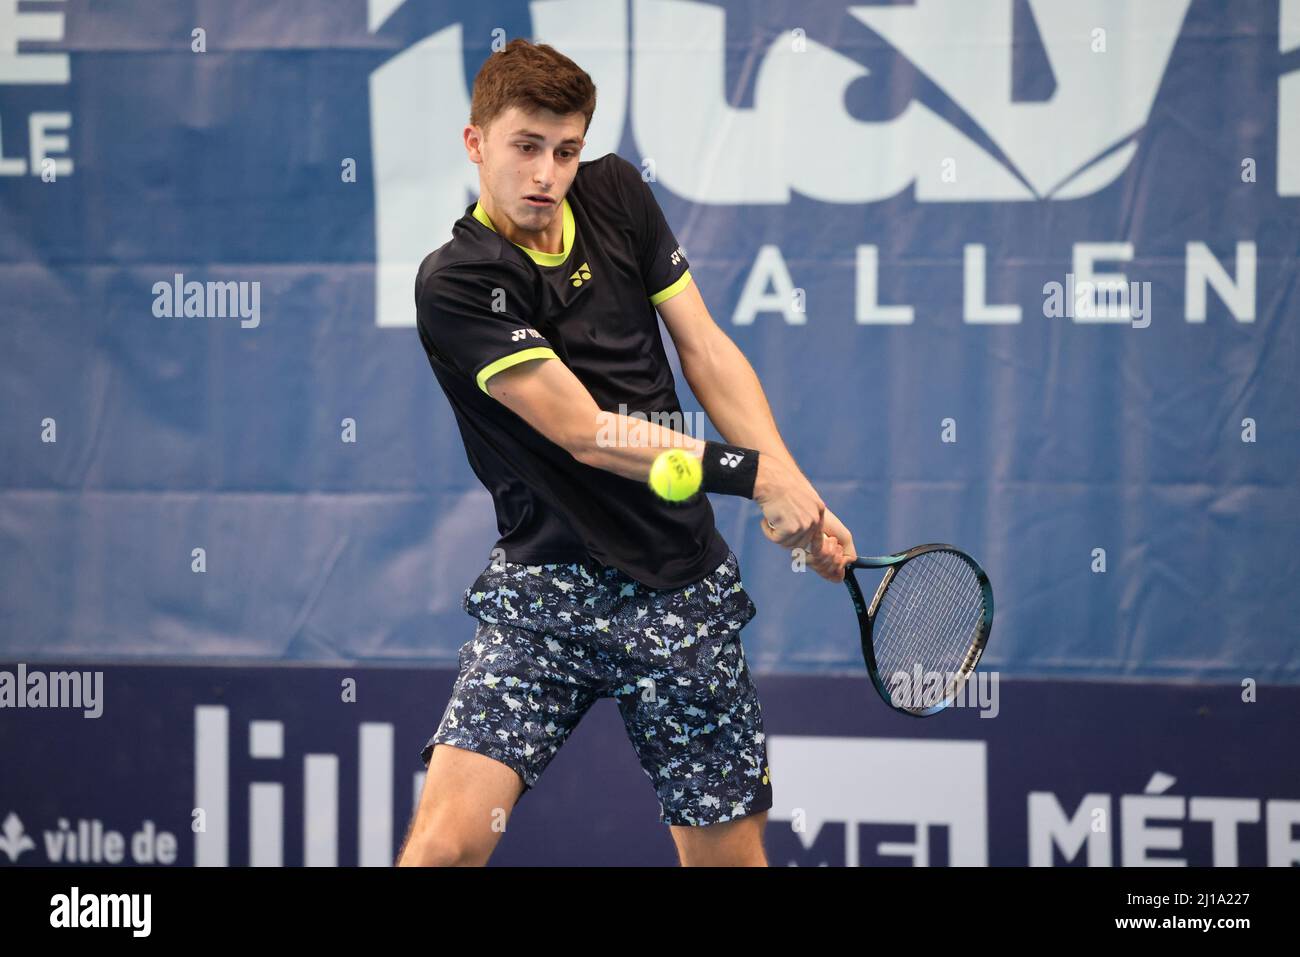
[873,551,986,711]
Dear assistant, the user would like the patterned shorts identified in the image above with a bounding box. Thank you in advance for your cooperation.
[421,550,773,827]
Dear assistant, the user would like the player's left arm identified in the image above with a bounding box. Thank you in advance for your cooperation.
[657,281,856,567]
[658,280,797,471]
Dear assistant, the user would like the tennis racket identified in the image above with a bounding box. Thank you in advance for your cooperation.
[843,543,994,717]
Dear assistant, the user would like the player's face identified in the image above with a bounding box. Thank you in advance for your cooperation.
[473,105,585,236]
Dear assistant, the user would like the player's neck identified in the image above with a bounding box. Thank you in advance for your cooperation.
[477,193,565,255]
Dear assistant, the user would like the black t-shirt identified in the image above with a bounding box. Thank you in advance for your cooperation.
[414,152,729,589]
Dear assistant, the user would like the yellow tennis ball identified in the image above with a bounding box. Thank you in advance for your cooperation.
[648,449,702,502]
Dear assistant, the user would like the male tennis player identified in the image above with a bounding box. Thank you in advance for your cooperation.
[399,39,856,867]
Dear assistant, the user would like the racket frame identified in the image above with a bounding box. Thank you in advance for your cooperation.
[843,543,994,717]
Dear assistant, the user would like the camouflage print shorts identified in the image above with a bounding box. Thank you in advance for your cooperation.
[422,550,773,827]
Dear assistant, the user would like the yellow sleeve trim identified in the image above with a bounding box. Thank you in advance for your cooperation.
[649,269,692,306]
[476,346,558,395]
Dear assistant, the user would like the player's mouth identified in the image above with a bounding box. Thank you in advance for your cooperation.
[524,194,555,207]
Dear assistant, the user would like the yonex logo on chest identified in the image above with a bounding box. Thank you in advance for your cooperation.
[570,262,592,287]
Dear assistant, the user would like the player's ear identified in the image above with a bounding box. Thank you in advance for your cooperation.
[464,124,485,162]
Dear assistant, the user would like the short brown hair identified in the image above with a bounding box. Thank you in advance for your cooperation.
[469,39,597,137]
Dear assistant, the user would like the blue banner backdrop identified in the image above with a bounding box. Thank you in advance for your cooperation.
[2,0,1299,685]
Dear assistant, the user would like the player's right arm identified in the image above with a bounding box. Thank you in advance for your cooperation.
[485,356,703,482]
[487,360,825,553]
